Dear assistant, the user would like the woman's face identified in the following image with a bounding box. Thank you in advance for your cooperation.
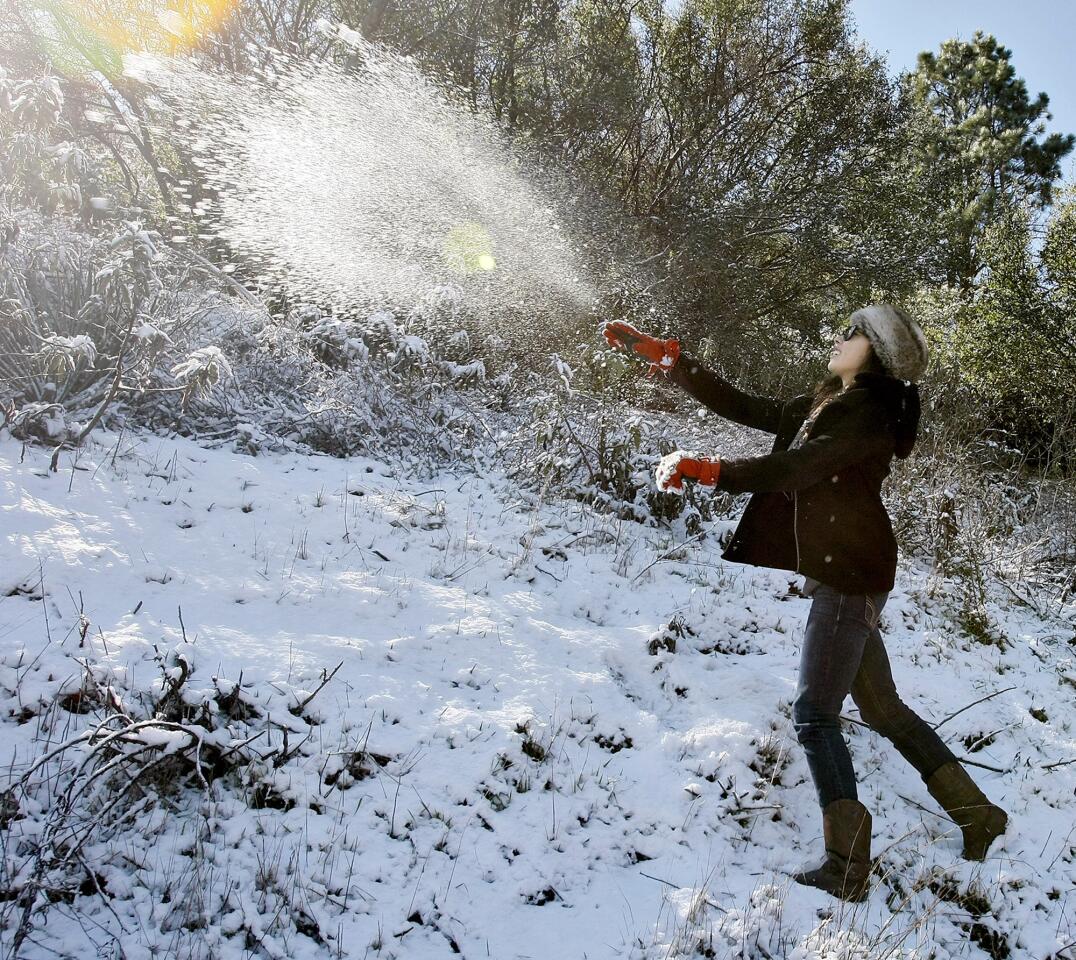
[828,326,874,384]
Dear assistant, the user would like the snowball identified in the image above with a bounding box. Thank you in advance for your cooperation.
[655,449,702,494]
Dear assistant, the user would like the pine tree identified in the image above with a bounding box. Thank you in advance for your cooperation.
[909,30,1074,288]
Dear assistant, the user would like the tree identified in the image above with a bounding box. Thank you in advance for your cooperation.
[909,31,1075,288]
[930,193,1076,469]
[1042,184,1076,315]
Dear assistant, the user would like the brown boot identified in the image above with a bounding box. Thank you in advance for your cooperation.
[791,798,873,902]
[924,761,1008,860]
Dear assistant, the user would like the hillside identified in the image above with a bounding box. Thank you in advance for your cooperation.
[2,430,1075,959]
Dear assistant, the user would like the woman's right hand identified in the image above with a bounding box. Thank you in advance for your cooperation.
[601,321,681,371]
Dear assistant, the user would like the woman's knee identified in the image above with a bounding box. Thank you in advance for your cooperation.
[855,691,917,735]
[792,697,840,740]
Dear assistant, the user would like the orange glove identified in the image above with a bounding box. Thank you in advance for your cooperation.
[655,451,721,493]
[602,320,681,374]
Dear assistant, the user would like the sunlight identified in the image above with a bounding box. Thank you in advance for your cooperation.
[37,0,239,74]
[442,222,498,274]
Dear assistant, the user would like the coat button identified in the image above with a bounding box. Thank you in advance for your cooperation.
[831,474,839,482]
[824,555,832,563]
[829,514,835,522]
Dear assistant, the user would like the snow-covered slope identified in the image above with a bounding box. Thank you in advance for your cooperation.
[2,433,1074,959]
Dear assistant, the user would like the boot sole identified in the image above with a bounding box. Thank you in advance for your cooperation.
[790,869,871,902]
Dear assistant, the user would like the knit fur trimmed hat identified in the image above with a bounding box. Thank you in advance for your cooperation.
[850,304,928,382]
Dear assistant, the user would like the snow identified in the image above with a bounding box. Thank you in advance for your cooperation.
[655,449,703,493]
[441,359,486,381]
[2,431,1075,958]
[170,345,233,387]
[40,333,98,367]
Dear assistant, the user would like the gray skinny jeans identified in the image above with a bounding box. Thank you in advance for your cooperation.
[792,576,958,808]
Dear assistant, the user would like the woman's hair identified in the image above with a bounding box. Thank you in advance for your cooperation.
[807,346,889,415]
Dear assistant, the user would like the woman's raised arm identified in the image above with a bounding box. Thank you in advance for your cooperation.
[601,321,788,435]
[665,352,785,435]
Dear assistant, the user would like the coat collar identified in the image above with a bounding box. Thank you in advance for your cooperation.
[847,370,907,402]
[815,373,903,412]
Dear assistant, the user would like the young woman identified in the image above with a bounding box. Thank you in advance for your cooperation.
[602,305,1008,902]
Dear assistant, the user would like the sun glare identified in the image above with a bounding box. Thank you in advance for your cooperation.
[40,0,239,73]
[443,223,498,275]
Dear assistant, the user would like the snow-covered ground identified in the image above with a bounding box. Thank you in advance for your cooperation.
[2,431,1075,959]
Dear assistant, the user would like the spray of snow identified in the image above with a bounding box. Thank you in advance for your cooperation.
[125,24,596,327]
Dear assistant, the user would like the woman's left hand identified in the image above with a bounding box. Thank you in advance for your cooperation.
[656,451,721,492]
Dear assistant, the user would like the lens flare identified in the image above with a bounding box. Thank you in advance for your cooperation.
[153,0,238,48]
[34,0,239,76]
[442,223,497,275]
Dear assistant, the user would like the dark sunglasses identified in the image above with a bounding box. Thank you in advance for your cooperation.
[840,323,864,341]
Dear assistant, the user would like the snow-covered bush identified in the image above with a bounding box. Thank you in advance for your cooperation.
[171,345,234,407]
[0,71,88,215]
[0,207,521,467]
[7,401,83,444]
[882,410,1076,641]
[506,372,714,528]
[0,634,335,955]
[0,211,241,444]
[194,296,515,469]
[35,334,98,376]
[305,311,371,367]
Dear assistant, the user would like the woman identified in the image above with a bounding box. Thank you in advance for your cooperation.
[602,305,1008,902]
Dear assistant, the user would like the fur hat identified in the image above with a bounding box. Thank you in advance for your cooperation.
[850,304,928,383]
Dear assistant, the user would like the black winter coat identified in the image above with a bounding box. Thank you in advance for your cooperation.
[667,353,918,594]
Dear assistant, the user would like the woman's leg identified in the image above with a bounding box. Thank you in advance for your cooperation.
[792,584,879,808]
[849,603,1008,859]
[849,607,958,781]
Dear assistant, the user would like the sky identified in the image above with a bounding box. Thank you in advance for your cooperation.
[849,0,1076,183]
